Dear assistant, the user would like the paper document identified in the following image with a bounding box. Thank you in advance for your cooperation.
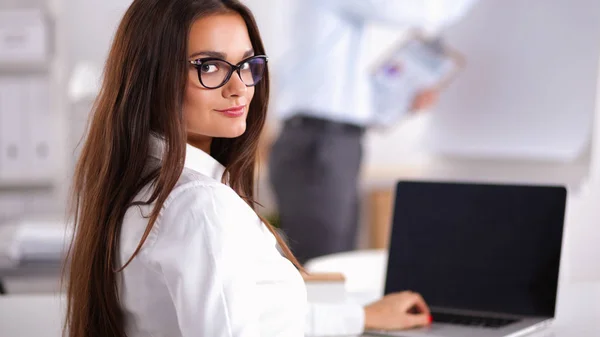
[370,33,464,127]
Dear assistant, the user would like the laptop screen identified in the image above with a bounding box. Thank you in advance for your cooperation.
[384,181,566,317]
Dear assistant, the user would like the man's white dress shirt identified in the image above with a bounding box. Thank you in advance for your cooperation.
[275,0,478,127]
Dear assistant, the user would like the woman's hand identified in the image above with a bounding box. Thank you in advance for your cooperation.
[364,291,432,331]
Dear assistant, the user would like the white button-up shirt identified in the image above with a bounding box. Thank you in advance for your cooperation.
[118,138,365,337]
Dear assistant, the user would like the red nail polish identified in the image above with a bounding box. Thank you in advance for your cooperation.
[428,315,433,324]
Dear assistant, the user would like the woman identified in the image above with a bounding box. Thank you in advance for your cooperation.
[64,0,432,336]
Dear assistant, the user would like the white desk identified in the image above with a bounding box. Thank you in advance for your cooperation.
[0,294,64,337]
[0,284,597,337]
[306,250,600,337]
[0,252,597,337]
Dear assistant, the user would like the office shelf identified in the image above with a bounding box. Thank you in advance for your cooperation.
[0,0,68,216]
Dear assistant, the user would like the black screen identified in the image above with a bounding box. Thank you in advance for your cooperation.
[384,181,566,317]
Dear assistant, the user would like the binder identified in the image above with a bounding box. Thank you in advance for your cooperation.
[0,77,26,181]
[23,77,54,180]
[0,9,49,65]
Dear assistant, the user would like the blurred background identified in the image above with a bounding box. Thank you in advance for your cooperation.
[0,0,599,326]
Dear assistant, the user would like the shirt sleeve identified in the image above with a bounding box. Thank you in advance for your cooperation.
[317,0,480,31]
[145,183,260,337]
[305,302,366,336]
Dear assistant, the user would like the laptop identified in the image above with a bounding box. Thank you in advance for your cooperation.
[367,181,567,337]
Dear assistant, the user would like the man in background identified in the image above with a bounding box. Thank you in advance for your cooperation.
[269,0,478,263]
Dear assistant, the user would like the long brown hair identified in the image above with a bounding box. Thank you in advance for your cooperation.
[64,1,301,336]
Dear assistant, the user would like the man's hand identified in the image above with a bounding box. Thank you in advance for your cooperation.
[410,88,439,112]
[364,291,432,331]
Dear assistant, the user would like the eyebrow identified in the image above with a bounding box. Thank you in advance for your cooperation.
[189,49,255,60]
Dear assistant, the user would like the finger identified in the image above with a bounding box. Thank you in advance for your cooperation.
[405,312,431,329]
[425,94,437,105]
[409,293,431,316]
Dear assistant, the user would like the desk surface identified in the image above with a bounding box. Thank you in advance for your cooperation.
[355,283,600,337]
[0,282,598,337]
[305,250,600,337]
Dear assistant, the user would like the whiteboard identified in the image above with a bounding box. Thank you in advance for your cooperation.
[426,0,600,162]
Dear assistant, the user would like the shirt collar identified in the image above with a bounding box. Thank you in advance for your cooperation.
[149,135,226,182]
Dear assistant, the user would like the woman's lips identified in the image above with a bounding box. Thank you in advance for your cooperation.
[215,105,245,117]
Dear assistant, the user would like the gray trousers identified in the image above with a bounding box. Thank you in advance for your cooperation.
[268,116,363,263]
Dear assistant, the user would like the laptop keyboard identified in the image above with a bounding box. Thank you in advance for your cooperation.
[431,311,519,328]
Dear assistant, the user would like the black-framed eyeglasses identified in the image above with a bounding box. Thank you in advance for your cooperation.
[189,55,268,89]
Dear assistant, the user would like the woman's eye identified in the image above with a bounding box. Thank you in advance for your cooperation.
[240,62,250,71]
[200,63,219,73]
